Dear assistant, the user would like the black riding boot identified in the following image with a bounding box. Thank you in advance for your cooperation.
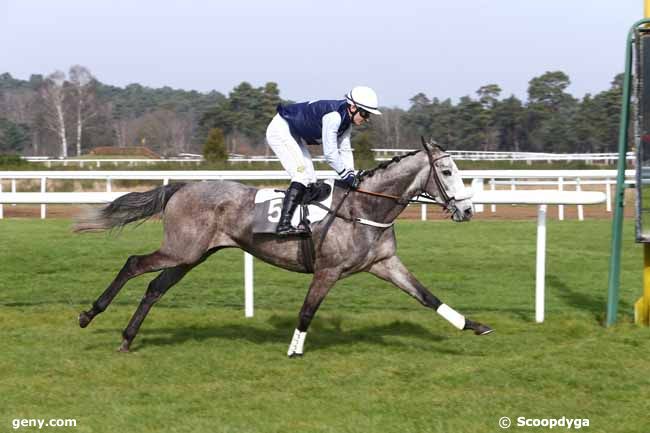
[276,182,308,236]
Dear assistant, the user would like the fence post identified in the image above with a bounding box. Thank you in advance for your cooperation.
[558,177,564,221]
[471,178,484,213]
[106,177,112,193]
[606,179,612,212]
[490,178,496,213]
[11,179,16,207]
[536,204,547,323]
[420,204,427,221]
[40,176,47,219]
[244,252,254,317]
[576,178,584,221]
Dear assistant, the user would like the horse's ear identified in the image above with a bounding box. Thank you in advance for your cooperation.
[421,136,433,153]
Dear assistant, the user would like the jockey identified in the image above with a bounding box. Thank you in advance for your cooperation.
[266,86,382,236]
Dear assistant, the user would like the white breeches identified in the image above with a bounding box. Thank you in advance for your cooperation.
[266,114,316,187]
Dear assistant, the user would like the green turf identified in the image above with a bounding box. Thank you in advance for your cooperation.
[0,218,648,433]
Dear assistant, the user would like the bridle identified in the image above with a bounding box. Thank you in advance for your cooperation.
[315,148,467,251]
[355,150,463,213]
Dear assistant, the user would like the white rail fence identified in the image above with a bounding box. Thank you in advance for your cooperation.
[22,151,635,166]
[0,169,634,220]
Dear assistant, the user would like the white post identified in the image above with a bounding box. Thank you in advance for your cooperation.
[244,252,254,317]
[471,178,484,213]
[576,178,583,221]
[558,177,564,221]
[40,177,46,219]
[106,177,112,193]
[536,204,547,323]
[11,179,16,207]
[606,180,612,212]
[163,177,169,186]
[420,204,427,221]
[490,178,496,213]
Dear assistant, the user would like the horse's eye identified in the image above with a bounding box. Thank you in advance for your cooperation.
[442,170,452,176]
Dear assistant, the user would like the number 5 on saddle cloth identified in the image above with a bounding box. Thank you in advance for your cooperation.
[252,180,334,235]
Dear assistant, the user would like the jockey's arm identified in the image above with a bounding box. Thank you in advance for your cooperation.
[322,112,353,178]
[338,127,354,170]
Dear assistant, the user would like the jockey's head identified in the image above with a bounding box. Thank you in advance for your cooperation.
[346,86,382,125]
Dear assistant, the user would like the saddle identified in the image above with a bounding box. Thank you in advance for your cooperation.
[252,180,334,235]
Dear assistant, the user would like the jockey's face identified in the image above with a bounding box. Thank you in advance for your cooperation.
[349,104,370,126]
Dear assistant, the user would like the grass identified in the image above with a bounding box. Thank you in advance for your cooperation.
[0,218,649,433]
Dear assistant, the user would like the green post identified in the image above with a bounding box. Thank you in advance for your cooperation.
[606,19,650,326]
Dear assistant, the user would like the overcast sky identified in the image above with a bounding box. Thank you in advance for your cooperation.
[0,0,642,108]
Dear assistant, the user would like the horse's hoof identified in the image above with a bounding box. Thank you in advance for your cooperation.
[117,340,131,353]
[78,311,91,328]
[288,352,303,358]
[474,324,494,335]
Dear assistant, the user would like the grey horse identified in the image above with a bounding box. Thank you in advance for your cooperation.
[75,140,493,356]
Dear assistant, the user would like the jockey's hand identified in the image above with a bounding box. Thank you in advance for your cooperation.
[340,169,358,189]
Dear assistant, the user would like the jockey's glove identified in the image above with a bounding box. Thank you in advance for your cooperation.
[339,169,359,189]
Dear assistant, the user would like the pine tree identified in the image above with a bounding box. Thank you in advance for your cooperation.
[352,131,376,169]
[203,128,227,162]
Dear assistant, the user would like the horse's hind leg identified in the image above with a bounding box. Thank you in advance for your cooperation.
[118,263,194,352]
[79,251,181,328]
[287,268,341,358]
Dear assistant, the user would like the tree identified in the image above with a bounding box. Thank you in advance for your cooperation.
[203,128,227,162]
[39,71,69,157]
[526,71,578,152]
[352,131,376,169]
[68,65,97,156]
[0,118,29,153]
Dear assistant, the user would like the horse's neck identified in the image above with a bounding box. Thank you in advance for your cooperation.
[354,154,427,223]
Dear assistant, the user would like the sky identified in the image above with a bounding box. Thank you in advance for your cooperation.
[0,0,642,108]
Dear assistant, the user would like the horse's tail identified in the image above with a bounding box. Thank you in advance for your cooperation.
[73,183,187,233]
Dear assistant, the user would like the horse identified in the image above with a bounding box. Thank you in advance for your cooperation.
[74,139,493,357]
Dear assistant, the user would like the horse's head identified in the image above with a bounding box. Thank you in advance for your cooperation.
[420,138,474,222]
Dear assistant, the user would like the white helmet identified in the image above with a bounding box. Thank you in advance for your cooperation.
[345,86,382,115]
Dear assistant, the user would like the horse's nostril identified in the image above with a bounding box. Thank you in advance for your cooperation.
[464,208,473,216]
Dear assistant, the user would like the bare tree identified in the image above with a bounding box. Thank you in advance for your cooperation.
[69,65,97,156]
[39,71,68,157]
[373,108,403,148]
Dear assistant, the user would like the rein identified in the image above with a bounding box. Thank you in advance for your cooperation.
[354,153,453,208]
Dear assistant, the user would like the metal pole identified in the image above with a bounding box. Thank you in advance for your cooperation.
[606,20,646,326]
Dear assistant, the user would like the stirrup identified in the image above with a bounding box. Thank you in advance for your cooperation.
[276,223,309,236]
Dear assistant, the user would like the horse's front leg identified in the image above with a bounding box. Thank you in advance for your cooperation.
[287,268,341,358]
[368,256,493,335]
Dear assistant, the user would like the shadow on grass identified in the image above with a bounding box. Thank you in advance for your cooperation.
[548,274,632,323]
[88,314,466,355]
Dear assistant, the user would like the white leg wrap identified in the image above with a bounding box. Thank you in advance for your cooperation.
[437,304,466,330]
[287,329,307,357]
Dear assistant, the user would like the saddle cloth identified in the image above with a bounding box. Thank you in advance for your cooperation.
[252,180,334,234]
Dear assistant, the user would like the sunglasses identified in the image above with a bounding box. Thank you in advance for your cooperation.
[357,108,371,119]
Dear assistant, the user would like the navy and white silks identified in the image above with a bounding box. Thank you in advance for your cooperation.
[266,100,354,187]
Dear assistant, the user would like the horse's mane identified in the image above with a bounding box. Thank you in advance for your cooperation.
[358,150,421,180]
